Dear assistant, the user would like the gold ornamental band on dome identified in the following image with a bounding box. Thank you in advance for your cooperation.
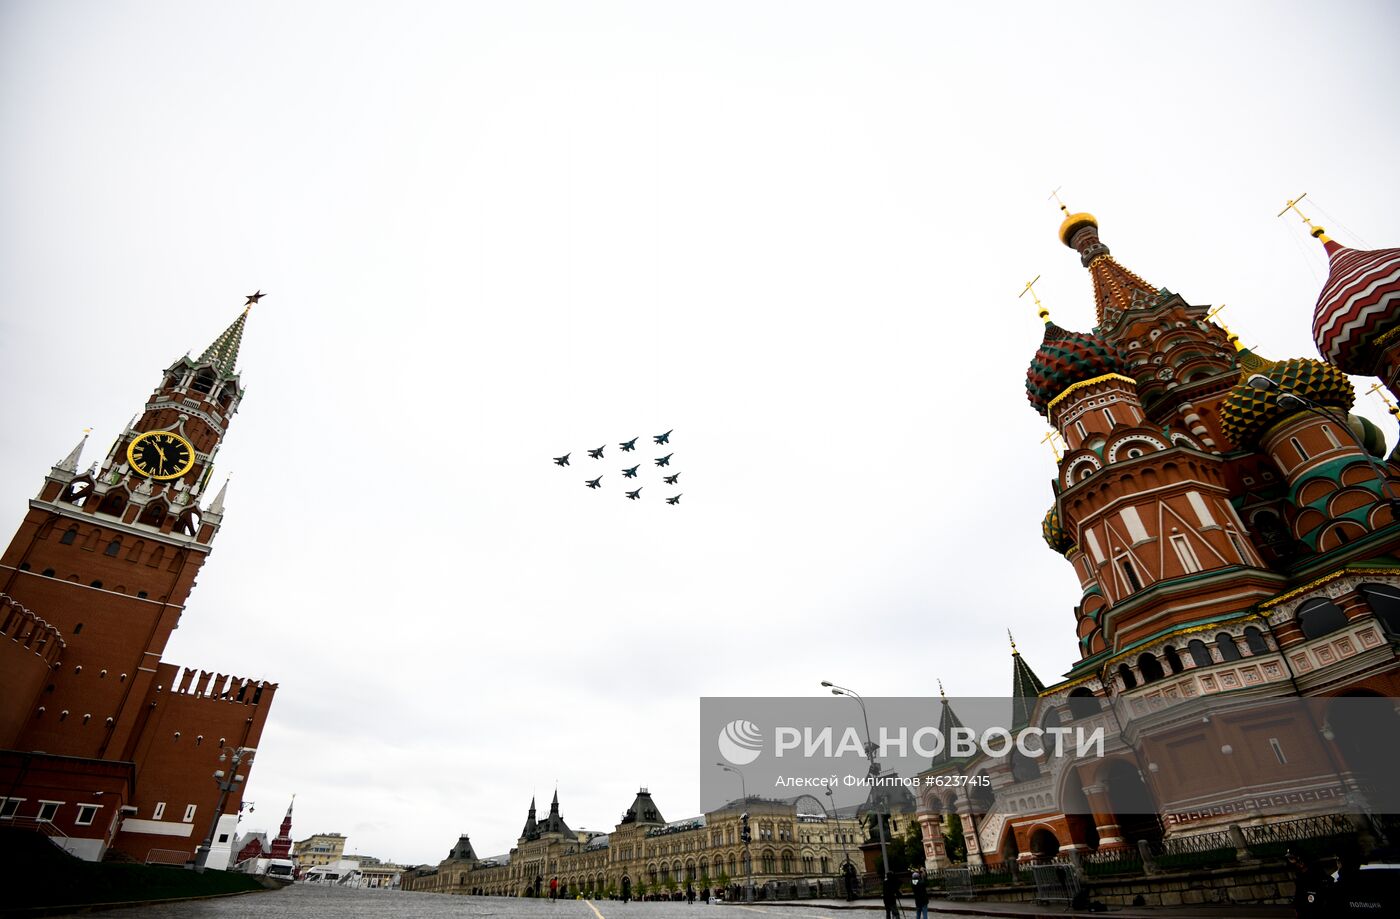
[1370,323,1400,350]
[1045,373,1138,416]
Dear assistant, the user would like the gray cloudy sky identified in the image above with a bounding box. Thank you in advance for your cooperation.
[3,1,1399,865]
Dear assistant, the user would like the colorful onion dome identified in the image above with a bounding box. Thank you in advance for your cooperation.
[1218,355,1355,448]
[1026,322,1125,416]
[1042,504,1073,555]
[1312,237,1400,374]
[1347,413,1387,459]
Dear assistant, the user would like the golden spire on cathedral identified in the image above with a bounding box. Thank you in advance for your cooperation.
[1008,629,1018,654]
[1020,274,1050,323]
[1278,193,1332,243]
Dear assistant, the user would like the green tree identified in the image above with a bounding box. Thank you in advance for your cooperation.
[944,814,967,863]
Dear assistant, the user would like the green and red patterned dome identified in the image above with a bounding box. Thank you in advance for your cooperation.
[1218,353,1355,448]
[1026,322,1125,416]
[1042,504,1073,555]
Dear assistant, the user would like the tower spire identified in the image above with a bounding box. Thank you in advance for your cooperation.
[198,297,259,377]
[55,431,89,473]
[1009,636,1047,731]
[1053,204,1159,327]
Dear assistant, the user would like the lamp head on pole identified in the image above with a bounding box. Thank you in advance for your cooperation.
[1247,373,1278,392]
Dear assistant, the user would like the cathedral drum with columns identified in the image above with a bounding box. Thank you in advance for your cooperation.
[911,206,1400,870]
[0,298,277,866]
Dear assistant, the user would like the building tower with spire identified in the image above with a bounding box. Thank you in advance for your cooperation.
[0,297,278,864]
[911,204,1400,872]
[269,797,296,859]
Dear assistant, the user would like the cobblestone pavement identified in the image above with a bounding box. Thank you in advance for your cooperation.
[101,885,1295,918]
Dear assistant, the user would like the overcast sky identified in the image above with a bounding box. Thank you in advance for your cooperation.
[3,1,1399,865]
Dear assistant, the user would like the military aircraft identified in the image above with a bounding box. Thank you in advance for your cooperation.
[585,477,602,489]
[654,454,673,467]
[622,465,640,478]
[625,488,643,500]
[653,429,673,445]
[619,438,638,452]
[588,445,605,459]
[666,494,682,505]
[663,473,680,485]
[553,454,571,467]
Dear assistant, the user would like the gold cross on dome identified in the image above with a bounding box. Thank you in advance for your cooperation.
[1020,274,1049,323]
[1277,193,1321,232]
[1041,429,1064,461]
[1048,186,1070,216]
[1366,382,1399,417]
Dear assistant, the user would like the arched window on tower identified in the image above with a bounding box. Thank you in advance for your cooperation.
[1243,626,1268,655]
[1359,583,1400,636]
[104,538,122,557]
[191,371,217,395]
[1296,598,1348,640]
[1067,687,1101,719]
[60,527,78,545]
[1162,645,1184,674]
[1187,639,1213,668]
[1137,653,1165,684]
[1215,632,1241,662]
[1117,663,1137,690]
[96,492,125,517]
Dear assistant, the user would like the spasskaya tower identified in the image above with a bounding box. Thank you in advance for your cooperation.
[0,294,277,866]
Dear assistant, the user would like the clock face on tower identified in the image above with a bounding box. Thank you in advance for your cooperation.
[126,431,196,480]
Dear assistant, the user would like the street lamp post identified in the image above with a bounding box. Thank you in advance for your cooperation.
[193,746,254,873]
[1246,374,1400,510]
[717,763,753,903]
[821,681,891,882]
[825,785,853,883]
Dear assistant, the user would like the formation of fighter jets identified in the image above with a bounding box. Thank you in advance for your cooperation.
[554,430,684,504]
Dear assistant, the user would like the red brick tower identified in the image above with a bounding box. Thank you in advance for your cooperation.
[0,298,277,864]
[269,797,294,859]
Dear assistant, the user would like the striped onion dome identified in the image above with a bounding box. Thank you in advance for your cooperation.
[1042,505,1073,555]
[1312,238,1400,374]
[1219,355,1355,448]
[1026,322,1125,416]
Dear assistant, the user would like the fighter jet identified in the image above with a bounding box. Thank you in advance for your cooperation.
[663,473,680,485]
[588,445,605,459]
[585,477,602,489]
[625,488,643,500]
[619,438,638,452]
[553,454,571,467]
[666,494,682,505]
[653,429,673,445]
[654,454,673,467]
[622,465,640,479]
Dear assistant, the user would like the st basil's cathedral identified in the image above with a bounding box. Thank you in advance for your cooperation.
[911,204,1400,868]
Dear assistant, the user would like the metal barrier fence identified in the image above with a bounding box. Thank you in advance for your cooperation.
[1031,861,1080,905]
